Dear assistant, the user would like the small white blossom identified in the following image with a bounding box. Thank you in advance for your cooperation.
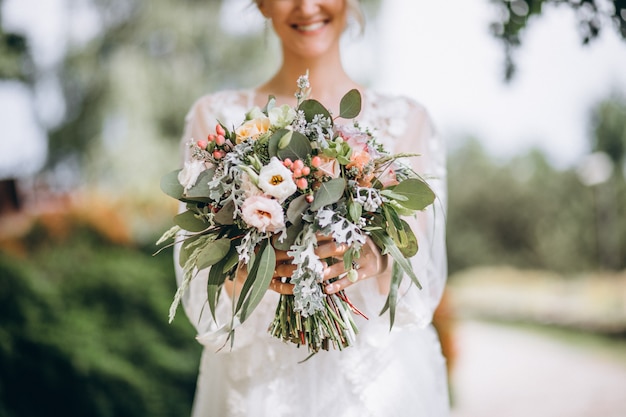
[258,157,297,203]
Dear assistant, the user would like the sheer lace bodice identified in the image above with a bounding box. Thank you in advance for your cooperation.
[175,89,449,417]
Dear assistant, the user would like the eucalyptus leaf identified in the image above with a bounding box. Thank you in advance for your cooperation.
[160,170,184,200]
[268,129,289,158]
[273,223,303,251]
[174,210,209,232]
[299,99,332,123]
[339,89,362,119]
[370,229,421,289]
[222,246,240,273]
[185,168,215,199]
[286,194,309,225]
[379,262,402,329]
[214,201,235,225]
[397,219,418,258]
[179,234,203,267]
[196,238,231,270]
[310,178,346,211]
[392,179,436,210]
[277,131,313,161]
[347,199,362,223]
[238,240,276,322]
[207,257,228,321]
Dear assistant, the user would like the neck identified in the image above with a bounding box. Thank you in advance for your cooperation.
[258,46,361,112]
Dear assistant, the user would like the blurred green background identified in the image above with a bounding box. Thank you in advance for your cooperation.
[1,0,625,416]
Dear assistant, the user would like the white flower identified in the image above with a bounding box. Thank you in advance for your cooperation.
[241,195,285,233]
[258,157,297,203]
[268,104,297,128]
[178,159,207,192]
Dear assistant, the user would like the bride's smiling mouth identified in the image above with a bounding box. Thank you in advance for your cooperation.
[291,20,329,32]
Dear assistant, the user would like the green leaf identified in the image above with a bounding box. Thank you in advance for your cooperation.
[397,219,418,258]
[277,131,312,161]
[310,178,346,211]
[214,201,235,225]
[174,210,209,232]
[179,234,202,267]
[237,240,276,322]
[207,257,228,321]
[379,262,402,329]
[160,170,184,200]
[370,229,421,289]
[299,99,332,123]
[339,89,362,119]
[196,238,231,270]
[185,168,215,199]
[286,194,309,225]
[347,199,362,223]
[222,246,240,273]
[268,129,287,158]
[273,223,303,251]
[392,179,436,210]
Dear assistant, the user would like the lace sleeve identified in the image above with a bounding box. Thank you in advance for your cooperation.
[394,100,448,328]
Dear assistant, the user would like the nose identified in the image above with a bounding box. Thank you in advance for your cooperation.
[296,0,321,14]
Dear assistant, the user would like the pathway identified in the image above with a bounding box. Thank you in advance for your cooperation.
[449,321,626,417]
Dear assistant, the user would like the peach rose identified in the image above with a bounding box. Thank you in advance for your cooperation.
[235,116,270,144]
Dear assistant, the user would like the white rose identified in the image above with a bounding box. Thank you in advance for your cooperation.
[241,195,285,233]
[178,159,207,192]
[268,104,297,128]
[258,157,297,203]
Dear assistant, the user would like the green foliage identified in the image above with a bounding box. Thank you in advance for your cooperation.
[338,89,362,119]
[590,93,626,167]
[446,139,626,274]
[489,0,626,79]
[0,226,200,417]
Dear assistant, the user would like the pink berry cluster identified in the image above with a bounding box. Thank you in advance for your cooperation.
[283,157,317,202]
[196,124,231,160]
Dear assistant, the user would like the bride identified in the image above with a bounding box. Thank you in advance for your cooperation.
[175,0,450,416]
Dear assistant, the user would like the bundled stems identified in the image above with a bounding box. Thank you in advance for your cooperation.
[268,286,366,354]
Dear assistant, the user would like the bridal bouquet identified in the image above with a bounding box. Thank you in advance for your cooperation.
[158,75,435,353]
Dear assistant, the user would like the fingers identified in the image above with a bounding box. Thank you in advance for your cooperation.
[325,267,365,294]
[315,240,349,259]
[274,262,296,279]
[269,278,294,294]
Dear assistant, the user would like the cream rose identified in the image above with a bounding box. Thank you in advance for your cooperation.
[241,195,285,233]
[178,159,207,192]
[235,115,270,144]
[258,157,297,202]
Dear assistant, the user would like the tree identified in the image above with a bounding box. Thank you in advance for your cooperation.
[590,94,626,170]
[490,0,626,78]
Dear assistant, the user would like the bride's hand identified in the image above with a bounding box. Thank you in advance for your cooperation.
[268,235,389,295]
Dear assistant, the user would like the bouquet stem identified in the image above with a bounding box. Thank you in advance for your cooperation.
[268,288,365,354]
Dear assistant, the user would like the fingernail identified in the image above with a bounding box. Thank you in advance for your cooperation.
[326,283,337,293]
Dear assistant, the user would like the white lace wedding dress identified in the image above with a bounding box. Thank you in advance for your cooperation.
[174,89,450,417]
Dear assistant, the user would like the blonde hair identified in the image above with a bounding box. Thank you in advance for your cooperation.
[254,0,365,33]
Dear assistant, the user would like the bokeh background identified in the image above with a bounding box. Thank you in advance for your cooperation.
[1,0,625,416]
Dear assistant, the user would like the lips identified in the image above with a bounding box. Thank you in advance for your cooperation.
[292,20,328,32]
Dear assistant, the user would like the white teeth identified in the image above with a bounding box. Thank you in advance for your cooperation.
[297,22,325,32]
